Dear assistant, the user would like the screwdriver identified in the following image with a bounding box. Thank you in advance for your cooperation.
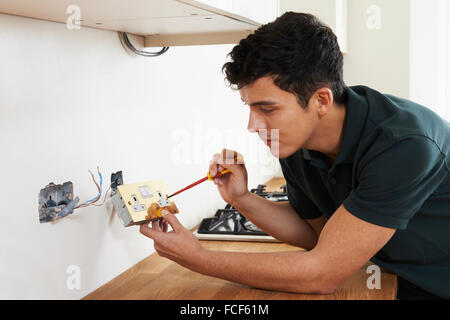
[166,169,231,199]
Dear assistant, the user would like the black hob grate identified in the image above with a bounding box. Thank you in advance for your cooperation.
[197,184,288,236]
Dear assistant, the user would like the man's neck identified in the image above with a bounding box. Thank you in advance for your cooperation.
[305,103,347,161]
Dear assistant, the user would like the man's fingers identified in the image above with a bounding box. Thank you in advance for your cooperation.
[209,149,244,180]
[210,153,222,177]
[221,149,244,164]
[222,148,236,164]
[161,211,183,233]
[140,223,157,239]
[162,219,169,232]
[151,219,163,232]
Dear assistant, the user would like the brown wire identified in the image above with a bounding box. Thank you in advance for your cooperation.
[74,166,102,209]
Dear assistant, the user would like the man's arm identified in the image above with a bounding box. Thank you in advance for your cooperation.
[194,204,395,294]
[232,191,326,250]
[208,148,326,250]
[140,205,396,294]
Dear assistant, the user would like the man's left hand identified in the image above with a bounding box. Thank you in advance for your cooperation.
[139,211,207,269]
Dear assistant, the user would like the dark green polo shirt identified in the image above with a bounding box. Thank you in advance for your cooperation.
[279,85,450,299]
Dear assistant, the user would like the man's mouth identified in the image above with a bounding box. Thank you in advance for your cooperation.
[263,139,278,147]
[257,130,280,148]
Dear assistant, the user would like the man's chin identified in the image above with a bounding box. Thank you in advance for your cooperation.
[262,140,300,159]
[268,145,284,159]
[269,145,300,159]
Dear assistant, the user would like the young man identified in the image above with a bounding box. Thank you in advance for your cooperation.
[140,12,450,299]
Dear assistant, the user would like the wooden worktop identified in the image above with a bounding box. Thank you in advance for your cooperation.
[83,177,397,300]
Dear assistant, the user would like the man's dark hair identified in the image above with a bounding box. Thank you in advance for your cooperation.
[222,12,347,108]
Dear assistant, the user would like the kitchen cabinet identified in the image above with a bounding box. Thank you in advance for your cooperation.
[0,0,279,47]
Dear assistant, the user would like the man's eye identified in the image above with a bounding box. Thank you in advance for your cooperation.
[261,108,274,114]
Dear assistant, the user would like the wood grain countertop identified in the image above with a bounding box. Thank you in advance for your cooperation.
[83,177,397,300]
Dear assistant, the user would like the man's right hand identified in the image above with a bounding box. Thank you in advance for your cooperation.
[209,149,249,206]
[209,149,324,250]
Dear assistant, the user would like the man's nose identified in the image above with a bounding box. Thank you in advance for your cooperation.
[247,110,266,133]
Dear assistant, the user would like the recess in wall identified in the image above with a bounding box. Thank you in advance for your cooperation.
[38,167,105,223]
[38,181,80,223]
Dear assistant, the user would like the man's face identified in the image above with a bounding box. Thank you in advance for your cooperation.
[239,76,319,159]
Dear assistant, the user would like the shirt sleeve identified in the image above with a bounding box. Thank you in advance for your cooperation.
[279,160,323,220]
[343,136,448,230]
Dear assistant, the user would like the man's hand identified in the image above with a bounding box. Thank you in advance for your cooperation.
[139,210,206,268]
[209,148,249,206]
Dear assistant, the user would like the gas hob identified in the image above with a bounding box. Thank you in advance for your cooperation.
[194,184,288,242]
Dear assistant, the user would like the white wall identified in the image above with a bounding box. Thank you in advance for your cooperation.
[410,0,450,120]
[280,0,347,53]
[280,0,411,99]
[280,0,450,117]
[0,13,278,299]
[343,0,410,98]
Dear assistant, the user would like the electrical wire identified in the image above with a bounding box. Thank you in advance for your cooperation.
[75,166,103,209]
[118,32,169,57]
[92,185,112,207]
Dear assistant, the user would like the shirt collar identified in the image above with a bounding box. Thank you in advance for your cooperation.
[302,86,369,170]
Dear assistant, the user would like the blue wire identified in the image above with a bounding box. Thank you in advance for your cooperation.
[85,170,102,203]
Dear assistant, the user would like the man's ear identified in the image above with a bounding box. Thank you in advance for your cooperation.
[311,87,334,117]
